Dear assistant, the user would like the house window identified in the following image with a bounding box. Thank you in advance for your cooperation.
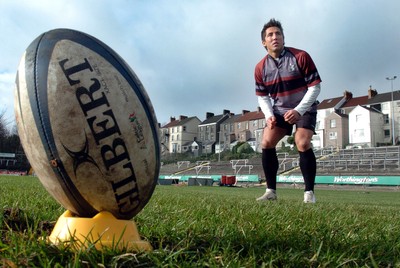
[384,129,390,137]
[356,114,362,122]
[329,132,337,140]
[177,134,180,140]
[253,121,257,127]
[384,114,389,124]
[183,126,186,131]
[238,123,241,129]
[330,119,336,128]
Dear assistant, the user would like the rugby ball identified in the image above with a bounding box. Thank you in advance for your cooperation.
[14,29,160,220]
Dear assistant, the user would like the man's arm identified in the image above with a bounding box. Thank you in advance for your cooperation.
[294,83,321,116]
[258,95,277,129]
[258,95,274,119]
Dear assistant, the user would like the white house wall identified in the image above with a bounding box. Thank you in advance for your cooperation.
[349,106,371,145]
[348,106,384,147]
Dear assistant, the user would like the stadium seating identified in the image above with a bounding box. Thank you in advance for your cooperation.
[159,146,400,180]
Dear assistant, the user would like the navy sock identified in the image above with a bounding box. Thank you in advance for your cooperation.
[299,148,316,191]
[262,148,279,190]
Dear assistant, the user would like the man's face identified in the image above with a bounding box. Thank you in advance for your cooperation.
[262,26,284,54]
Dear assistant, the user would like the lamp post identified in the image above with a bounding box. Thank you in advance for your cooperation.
[386,76,397,145]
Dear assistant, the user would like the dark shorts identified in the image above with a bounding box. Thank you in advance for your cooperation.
[274,112,317,136]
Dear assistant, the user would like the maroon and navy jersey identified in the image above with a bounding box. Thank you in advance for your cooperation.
[254,47,321,115]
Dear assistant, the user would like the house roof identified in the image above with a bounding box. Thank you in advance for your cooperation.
[359,106,383,114]
[221,114,241,124]
[202,141,215,146]
[341,95,369,108]
[199,114,227,125]
[182,141,193,146]
[176,116,199,126]
[367,107,382,114]
[367,91,400,105]
[162,120,180,128]
[317,96,343,110]
[161,116,199,128]
[236,109,264,122]
[328,111,349,118]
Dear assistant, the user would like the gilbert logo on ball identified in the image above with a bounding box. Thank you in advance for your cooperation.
[14,28,160,220]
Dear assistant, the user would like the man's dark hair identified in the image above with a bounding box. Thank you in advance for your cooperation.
[261,18,284,40]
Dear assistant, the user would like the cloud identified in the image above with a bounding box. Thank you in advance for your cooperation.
[0,72,15,122]
[1,0,400,128]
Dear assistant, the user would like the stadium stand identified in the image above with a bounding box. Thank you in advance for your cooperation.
[159,146,400,180]
[316,146,400,175]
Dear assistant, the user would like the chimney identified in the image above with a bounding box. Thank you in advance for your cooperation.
[206,112,214,119]
[368,85,377,99]
[242,110,250,115]
[170,116,176,122]
[343,90,353,100]
[223,109,230,115]
[179,115,188,121]
[257,106,261,112]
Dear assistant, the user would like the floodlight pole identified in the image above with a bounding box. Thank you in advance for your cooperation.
[386,76,397,145]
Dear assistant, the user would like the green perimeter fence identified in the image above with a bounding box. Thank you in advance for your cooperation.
[159,174,400,186]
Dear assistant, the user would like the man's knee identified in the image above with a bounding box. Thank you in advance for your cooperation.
[295,128,313,152]
[296,140,311,152]
[261,140,276,149]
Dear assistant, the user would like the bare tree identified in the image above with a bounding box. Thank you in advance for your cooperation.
[0,109,9,151]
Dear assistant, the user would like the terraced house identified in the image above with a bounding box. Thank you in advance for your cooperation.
[159,115,201,155]
[160,87,400,156]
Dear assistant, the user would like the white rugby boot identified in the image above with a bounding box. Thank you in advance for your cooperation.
[256,188,277,201]
[304,190,316,203]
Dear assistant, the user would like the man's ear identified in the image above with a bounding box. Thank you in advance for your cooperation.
[262,40,268,49]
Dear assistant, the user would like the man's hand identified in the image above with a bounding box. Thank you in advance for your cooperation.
[284,110,300,124]
[267,116,277,130]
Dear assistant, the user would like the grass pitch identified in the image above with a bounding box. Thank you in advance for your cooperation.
[1,176,400,267]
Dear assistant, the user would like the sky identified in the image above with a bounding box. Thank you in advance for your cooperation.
[1,0,399,128]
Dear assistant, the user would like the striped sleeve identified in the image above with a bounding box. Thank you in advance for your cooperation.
[254,56,268,96]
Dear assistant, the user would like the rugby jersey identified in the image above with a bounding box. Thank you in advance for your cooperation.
[254,47,321,115]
